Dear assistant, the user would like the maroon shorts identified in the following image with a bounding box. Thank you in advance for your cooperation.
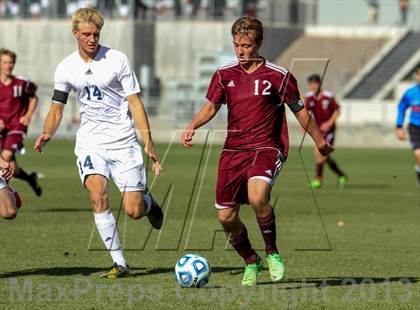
[215,147,284,209]
[0,132,25,153]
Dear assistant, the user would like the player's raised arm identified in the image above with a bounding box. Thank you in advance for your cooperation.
[293,106,334,156]
[182,101,222,147]
[126,93,162,176]
[34,102,65,153]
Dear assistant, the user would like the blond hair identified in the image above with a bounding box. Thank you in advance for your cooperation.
[0,48,17,63]
[231,16,263,46]
[72,8,104,32]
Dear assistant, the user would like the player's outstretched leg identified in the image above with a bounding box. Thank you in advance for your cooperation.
[326,157,348,188]
[94,209,130,279]
[248,179,285,283]
[256,208,285,282]
[218,206,262,287]
[86,175,129,278]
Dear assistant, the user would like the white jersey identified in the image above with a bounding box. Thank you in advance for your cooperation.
[54,46,140,150]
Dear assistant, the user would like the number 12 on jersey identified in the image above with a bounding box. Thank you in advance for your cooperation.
[84,85,103,101]
[254,79,272,96]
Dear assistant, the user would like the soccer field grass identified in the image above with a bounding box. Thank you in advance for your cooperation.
[0,139,419,309]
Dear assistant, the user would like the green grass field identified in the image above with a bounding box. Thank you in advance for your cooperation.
[0,139,419,309]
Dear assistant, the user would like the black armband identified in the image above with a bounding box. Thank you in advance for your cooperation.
[288,99,305,113]
[52,89,69,104]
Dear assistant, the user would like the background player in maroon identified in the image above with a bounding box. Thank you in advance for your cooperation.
[181,17,333,286]
[304,74,348,189]
[0,48,42,196]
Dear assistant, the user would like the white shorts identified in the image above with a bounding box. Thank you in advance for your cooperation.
[74,145,146,192]
[0,175,7,190]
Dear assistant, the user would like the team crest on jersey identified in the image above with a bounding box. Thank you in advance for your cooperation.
[227,80,235,87]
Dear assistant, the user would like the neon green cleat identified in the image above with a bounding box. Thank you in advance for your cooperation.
[241,257,263,287]
[266,253,285,282]
[99,263,130,279]
[310,179,322,189]
[338,176,348,188]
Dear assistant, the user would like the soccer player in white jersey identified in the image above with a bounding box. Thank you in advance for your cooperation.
[34,8,163,278]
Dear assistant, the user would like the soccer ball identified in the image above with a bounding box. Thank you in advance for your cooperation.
[174,253,211,288]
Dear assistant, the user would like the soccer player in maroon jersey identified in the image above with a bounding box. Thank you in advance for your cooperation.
[181,17,333,286]
[0,48,42,196]
[304,74,348,189]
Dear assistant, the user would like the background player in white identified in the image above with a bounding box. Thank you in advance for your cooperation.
[34,8,163,278]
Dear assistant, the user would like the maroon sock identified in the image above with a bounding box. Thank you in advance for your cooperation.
[229,225,258,265]
[256,209,278,255]
[316,163,324,180]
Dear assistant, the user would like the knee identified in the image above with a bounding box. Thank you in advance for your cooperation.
[1,203,17,220]
[90,192,109,212]
[124,201,144,219]
[248,195,268,209]
[217,211,236,226]
[4,210,17,220]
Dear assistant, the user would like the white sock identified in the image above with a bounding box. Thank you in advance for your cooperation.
[143,195,152,215]
[94,209,127,267]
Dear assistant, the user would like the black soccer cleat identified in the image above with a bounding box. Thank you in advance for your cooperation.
[28,172,42,196]
[146,195,163,230]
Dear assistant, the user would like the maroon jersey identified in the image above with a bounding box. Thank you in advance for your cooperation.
[0,76,37,132]
[206,59,300,158]
[304,90,339,128]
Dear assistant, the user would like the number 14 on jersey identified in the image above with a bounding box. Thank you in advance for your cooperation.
[84,85,103,101]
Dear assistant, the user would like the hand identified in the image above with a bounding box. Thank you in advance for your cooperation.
[396,128,406,141]
[144,143,162,176]
[34,133,51,153]
[320,122,331,133]
[0,119,5,131]
[317,141,334,157]
[19,115,31,127]
[181,128,195,147]
[1,160,14,181]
